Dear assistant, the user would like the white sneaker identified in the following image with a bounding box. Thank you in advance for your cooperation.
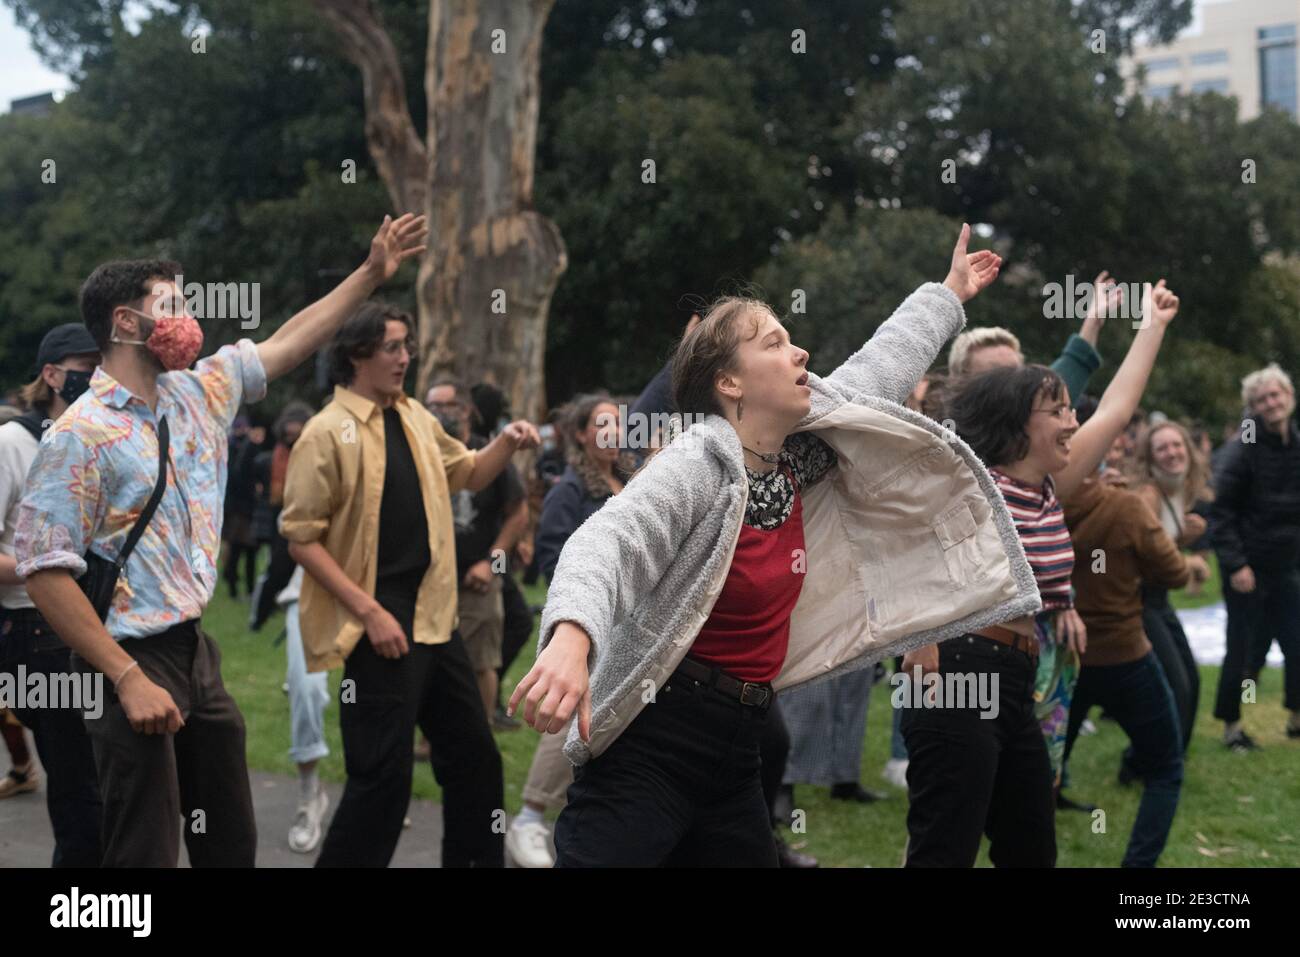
[506,818,555,868]
[288,787,329,854]
[882,758,909,790]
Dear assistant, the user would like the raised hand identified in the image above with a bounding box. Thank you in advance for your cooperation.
[1139,279,1180,329]
[364,213,429,284]
[1086,270,1124,324]
[942,223,1002,304]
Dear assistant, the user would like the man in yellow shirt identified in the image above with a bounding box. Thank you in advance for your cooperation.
[280,301,538,867]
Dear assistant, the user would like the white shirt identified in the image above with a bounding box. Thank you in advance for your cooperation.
[0,419,39,610]
[1154,485,1187,544]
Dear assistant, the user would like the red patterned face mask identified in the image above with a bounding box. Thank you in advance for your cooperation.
[116,308,204,371]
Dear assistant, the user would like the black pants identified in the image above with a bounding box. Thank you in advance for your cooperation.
[902,635,1056,868]
[223,541,258,597]
[1141,586,1199,751]
[554,667,779,867]
[315,613,504,868]
[1215,566,1300,723]
[78,621,257,867]
[760,698,790,825]
[251,524,295,630]
[495,572,533,688]
[0,609,102,867]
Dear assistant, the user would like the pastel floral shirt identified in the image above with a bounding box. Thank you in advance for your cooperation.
[14,340,267,639]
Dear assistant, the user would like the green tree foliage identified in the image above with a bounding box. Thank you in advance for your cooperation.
[1,0,1296,430]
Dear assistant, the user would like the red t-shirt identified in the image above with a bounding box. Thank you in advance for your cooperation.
[689,469,807,684]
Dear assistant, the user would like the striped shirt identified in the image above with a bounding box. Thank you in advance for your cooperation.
[991,467,1074,611]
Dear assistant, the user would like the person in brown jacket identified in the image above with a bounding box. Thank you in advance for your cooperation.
[1061,475,1189,867]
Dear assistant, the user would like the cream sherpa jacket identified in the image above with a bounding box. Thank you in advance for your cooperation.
[539,282,1041,765]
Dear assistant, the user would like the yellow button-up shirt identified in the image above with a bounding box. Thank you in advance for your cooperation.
[279,385,476,672]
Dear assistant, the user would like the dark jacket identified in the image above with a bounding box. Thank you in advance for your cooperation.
[1209,421,1300,574]
[226,435,261,514]
[534,464,613,581]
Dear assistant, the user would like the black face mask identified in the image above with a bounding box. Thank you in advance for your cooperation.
[433,410,464,437]
[57,368,93,405]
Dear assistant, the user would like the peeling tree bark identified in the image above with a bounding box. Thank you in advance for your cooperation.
[312,0,566,427]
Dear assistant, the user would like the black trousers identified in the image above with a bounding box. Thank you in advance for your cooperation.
[760,698,790,824]
[554,667,779,867]
[1141,585,1199,751]
[78,621,257,867]
[1215,565,1300,723]
[0,609,103,867]
[902,635,1056,868]
[250,522,295,630]
[495,572,533,687]
[315,614,504,868]
[223,541,258,597]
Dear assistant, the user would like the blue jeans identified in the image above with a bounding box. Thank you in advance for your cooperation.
[284,602,329,765]
[1065,652,1183,867]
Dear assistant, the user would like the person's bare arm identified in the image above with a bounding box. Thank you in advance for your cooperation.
[494,498,529,555]
[465,422,540,492]
[1053,281,1179,499]
[25,570,183,734]
[257,214,427,382]
[287,540,408,658]
[464,498,530,592]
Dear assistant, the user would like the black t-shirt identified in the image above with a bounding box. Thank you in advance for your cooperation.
[376,407,431,591]
[453,434,525,579]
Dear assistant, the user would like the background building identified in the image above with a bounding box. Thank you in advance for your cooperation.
[8,91,53,117]
[1130,0,1299,119]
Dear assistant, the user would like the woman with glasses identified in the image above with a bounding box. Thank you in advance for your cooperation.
[901,280,1181,867]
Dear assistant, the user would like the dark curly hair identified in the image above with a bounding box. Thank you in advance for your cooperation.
[948,364,1066,468]
[327,301,414,386]
[80,258,184,351]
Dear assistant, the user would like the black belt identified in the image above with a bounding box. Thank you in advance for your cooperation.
[672,656,773,709]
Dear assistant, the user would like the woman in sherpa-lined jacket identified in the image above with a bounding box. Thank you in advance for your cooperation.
[509,225,1036,867]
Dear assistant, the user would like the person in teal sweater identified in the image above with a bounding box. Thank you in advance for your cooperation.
[947,270,1125,405]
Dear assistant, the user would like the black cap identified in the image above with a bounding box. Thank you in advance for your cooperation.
[34,323,100,373]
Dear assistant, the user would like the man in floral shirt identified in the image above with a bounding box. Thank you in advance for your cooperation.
[15,214,427,867]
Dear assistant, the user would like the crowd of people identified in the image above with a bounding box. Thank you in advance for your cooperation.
[1,217,1297,869]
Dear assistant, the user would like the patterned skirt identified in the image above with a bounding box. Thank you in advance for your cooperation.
[1033,611,1080,787]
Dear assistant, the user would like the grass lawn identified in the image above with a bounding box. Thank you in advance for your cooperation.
[209,552,1299,867]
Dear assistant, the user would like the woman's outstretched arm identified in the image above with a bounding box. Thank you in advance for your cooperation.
[817,224,1001,406]
[509,437,718,738]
